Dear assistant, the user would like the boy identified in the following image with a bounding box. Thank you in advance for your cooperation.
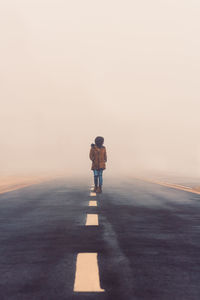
[89,136,107,193]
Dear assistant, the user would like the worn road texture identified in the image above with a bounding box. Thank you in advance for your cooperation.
[0,177,200,300]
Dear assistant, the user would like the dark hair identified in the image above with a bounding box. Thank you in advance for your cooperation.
[95,136,104,147]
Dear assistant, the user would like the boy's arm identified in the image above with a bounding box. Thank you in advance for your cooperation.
[104,148,107,162]
[89,148,94,161]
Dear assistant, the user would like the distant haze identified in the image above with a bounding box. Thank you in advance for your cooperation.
[1,0,200,177]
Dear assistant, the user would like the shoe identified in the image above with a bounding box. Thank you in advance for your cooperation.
[93,186,98,192]
[97,186,102,193]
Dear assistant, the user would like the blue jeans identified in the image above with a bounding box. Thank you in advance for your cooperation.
[93,169,103,186]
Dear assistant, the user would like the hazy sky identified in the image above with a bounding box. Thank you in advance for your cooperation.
[1,0,200,177]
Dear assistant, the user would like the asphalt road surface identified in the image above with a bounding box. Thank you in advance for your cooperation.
[0,177,200,300]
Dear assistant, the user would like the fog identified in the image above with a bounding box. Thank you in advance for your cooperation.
[1,0,200,178]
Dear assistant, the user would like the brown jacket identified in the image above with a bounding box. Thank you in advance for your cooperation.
[89,144,107,170]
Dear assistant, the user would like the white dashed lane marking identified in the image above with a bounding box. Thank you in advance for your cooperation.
[73,186,104,293]
[89,201,97,207]
[85,214,99,226]
[73,253,105,292]
[90,192,96,197]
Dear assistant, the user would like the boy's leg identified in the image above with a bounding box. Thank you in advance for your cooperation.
[93,170,98,192]
[98,169,103,193]
[99,169,103,186]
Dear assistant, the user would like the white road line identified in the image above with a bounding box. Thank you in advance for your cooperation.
[172,184,192,189]
[74,253,105,292]
[89,201,97,207]
[90,192,96,197]
[85,214,99,226]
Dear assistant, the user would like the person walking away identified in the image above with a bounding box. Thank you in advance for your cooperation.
[89,136,107,193]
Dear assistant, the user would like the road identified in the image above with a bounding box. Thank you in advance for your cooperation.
[0,177,200,300]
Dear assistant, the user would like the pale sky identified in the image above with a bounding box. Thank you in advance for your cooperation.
[1,0,200,177]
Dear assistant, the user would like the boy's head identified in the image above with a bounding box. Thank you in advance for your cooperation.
[95,136,104,147]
